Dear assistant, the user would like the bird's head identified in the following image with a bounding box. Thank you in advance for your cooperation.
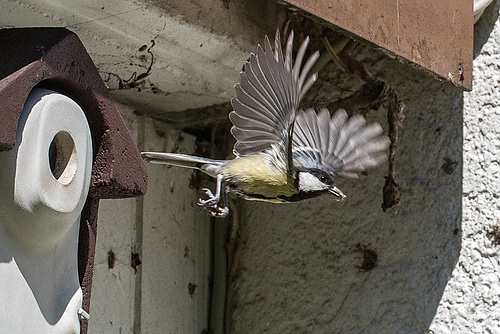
[296,168,346,202]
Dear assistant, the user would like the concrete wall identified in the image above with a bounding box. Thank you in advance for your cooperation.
[430,2,500,333]
[89,3,500,334]
[228,35,464,334]
[228,5,500,333]
[88,104,212,333]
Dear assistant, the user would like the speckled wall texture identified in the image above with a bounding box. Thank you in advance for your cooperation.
[431,3,500,333]
[90,2,500,333]
[229,4,500,334]
[228,48,463,334]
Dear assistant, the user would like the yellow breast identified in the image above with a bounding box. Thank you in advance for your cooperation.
[222,153,297,198]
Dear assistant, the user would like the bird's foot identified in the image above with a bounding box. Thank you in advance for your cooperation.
[206,205,229,218]
[198,188,220,207]
[198,188,229,218]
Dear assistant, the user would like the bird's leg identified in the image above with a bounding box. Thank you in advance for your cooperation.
[198,174,222,207]
[218,188,229,217]
[206,187,229,218]
[198,174,229,217]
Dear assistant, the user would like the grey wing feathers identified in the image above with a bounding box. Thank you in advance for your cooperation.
[292,108,391,178]
[141,152,225,177]
[230,29,320,157]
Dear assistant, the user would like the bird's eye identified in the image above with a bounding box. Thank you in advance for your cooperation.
[319,175,328,183]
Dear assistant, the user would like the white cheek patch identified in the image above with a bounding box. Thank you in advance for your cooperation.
[298,172,330,192]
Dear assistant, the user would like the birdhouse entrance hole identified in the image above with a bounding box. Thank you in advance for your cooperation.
[49,130,77,185]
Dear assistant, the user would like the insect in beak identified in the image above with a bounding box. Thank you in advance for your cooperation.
[329,186,346,202]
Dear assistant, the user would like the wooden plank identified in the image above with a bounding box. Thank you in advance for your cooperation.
[283,0,473,90]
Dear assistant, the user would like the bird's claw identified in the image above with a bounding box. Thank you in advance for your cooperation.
[198,188,228,218]
[198,188,219,207]
[206,205,229,218]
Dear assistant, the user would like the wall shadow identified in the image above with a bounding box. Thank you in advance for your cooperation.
[474,0,499,58]
[227,39,465,333]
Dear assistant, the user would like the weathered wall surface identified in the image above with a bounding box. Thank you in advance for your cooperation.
[88,104,212,333]
[227,3,500,334]
[88,3,500,334]
[430,3,500,333]
[228,42,463,334]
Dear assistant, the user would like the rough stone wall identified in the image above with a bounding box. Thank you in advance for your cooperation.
[430,3,500,333]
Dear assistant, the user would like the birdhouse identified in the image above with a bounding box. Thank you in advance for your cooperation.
[0,28,147,333]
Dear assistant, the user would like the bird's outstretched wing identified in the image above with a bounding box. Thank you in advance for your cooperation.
[292,108,391,178]
[229,30,320,167]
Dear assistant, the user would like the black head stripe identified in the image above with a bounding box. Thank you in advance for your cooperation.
[296,167,333,184]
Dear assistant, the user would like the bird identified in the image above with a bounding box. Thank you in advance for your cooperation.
[142,30,391,218]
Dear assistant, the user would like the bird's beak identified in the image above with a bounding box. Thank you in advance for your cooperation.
[329,186,346,202]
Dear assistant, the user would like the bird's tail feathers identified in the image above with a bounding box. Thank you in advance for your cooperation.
[141,152,225,177]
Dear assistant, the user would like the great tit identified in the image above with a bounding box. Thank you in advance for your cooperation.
[142,30,390,217]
